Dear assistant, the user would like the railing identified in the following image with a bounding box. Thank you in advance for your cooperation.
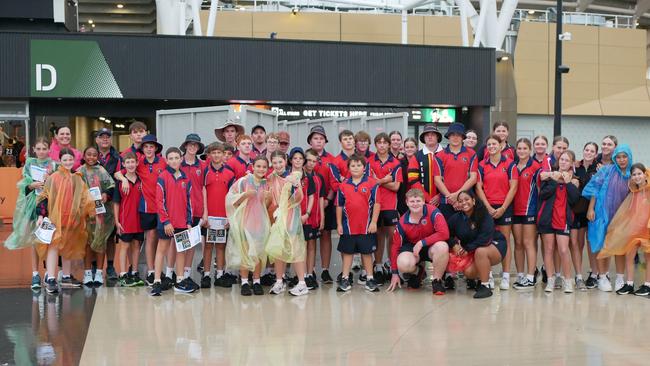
[513,9,633,28]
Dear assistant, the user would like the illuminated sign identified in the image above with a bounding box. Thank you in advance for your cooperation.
[269,106,457,122]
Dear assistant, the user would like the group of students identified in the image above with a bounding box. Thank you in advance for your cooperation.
[5,119,650,300]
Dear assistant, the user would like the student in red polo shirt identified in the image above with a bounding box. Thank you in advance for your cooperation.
[355,131,374,161]
[179,134,207,289]
[304,148,326,288]
[476,134,518,290]
[476,121,515,161]
[407,125,442,205]
[434,122,478,220]
[307,126,336,284]
[387,189,449,295]
[336,155,381,293]
[119,121,147,159]
[201,142,236,288]
[113,152,145,287]
[116,134,166,286]
[151,148,193,296]
[226,134,254,180]
[368,133,402,285]
[329,129,356,191]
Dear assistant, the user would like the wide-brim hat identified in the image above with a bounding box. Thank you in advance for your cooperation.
[180,133,205,155]
[139,134,163,154]
[419,125,442,144]
[214,120,245,142]
[307,125,328,144]
[444,122,466,139]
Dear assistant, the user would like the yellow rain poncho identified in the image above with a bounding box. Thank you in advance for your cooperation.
[598,169,650,258]
[78,164,115,252]
[225,175,271,271]
[35,166,96,260]
[266,171,305,264]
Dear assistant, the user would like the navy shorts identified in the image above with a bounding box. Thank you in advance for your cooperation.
[323,200,337,231]
[398,242,432,263]
[191,217,208,236]
[378,210,399,227]
[492,204,513,226]
[512,215,536,225]
[491,237,508,260]
[118,233,144,243]
[303,225,321,241]
[139,212,158,231]
[538,226,570,237]
[157,226,188,240]
[337,234,377,255]
[437,203,458,220]
[571,213,588,229]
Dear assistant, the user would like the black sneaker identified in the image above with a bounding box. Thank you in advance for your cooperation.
[106,266,118,281]
[146,272,155,287]
[585,273,598,289]
[45,278,58,294]
[365,278,379,292]
[407,265,426,289]
[186,277,200,291]
[260,272,276,286]
[171,271,177,284]
[223,273,238,286]
[241,283,252,296]
[513,277,535,290]
[336,272,354,284]
[174,278,195,293]
[287,275,299,288]
[533,267,540,284]
[60,275,82,288]
[431,278,446,296]
[634,284,650,296]
[305,275,318,290]
[133,272,146,287]
[119,274,137,287]
[214,275,233,288]
[444,274,456,290]
[616,283,634,295]
[321,269,333,284]
[373,269,385,285]
[541,266,548,284]
[161,275,174,291]
[201,276,212,289]
[252,283,264,295]
[196,262,204,274]
[357,274,368,285]
[150,282,163,296]
[337,277,352,292]
[473,283,493,299]
[466,279,478,290]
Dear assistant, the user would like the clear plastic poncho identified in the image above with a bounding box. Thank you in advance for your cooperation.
[4,158,56,250]
[598,169,650,258]
[266,171,305,264]
[78,164,115,252]
[225,175,271,271]
[35,166,96,260]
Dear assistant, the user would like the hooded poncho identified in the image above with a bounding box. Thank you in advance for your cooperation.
[265,171,305,264]
[78,164,115,252]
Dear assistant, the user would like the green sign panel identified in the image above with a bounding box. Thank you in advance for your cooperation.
[420,108,456,123]
[30,40,123,98]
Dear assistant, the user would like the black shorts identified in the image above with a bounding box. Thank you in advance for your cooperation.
[398,242,432,263]
[118,232,144,243]
[157,226,188,240]
[303,225,321,241]
[191,217,208,236]
[492,204,513,226]
[571,213,588,229]
[512,215,536,225]
[337,234,377,255]
[537,226,571,237]
[437,203,458,220]
[139,212,158,231]
[323,200,337,231]
[491,237,508,259]
[378,210,399,227]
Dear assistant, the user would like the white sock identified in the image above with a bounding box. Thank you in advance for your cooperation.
[526,274,534,282]
[165,267,173,277]
[517,272,524,279]
[241,278,249,285]
[298,280,306,286]
[627,281,634,285]
[589,272,598,279]
[176,276,184,283]
[361,269,367,276]
[367,275,374,280]
[502,272,510,281]
[275,279,283,285]
[32,271,39,277]
[147,270,154,275]
[216,270,224,278]
[576,274,583,280]
[644,282,650,287]
[555,272,560,278]
[184,267,191,277]
[616,273,624,282]
[120,272,127,276]
[96,269,103,274]
[253,278,261,284]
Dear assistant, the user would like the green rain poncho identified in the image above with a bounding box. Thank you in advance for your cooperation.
[78,163,115,252]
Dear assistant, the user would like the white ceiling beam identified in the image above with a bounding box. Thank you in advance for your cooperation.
[576,0,594,12]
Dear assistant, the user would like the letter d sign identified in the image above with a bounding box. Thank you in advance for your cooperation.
[36,64,57,91]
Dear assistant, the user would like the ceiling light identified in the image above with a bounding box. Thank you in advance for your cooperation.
[497,55,509,62]
[99,116,105,121]
[88,19,93,24]
[528,10,535,15]
[117,4,124,9]
[91,24,96,28]
[291,6,299,15]
[105,119,111,123]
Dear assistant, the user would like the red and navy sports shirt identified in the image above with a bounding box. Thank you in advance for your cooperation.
[203,163,236,217]
[478,156,518,206]
[181,159,207,218]
[368,154,403,212]
[479,143,515,162]
[434,146,478,202]
[407,149,441,203]
[314,150,335,198]
[328,151,370,193]
[390,204,449,272]
[513,159,541,216]
[113,176,143,234]
[300,172,317,215]
[305,171,326,229]
[156,167,192,229]
[226,155,253,180]
[134,155,167,214]
[336,176,379,235]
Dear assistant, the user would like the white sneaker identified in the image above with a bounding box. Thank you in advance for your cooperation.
[83,271,94,286]
[563,279,574,293]
[545,276,555,292]
[554,276,563,289]
[352,255,362,271]
[289,283,308,296]
[94,270,104,286]
[269,281,287,295]
[598,276,613,292]
[499,277,510,290]
[614,276,625,292]
[487,271,495,289]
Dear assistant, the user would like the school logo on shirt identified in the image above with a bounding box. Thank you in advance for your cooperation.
[462,157,468,162]
[421,219,427,225]
[196,169,201,176]
[501,167,507,172]
[158,168,163,174]
[524,173,530,178]
[361,187,368,193]
[181,182,186,188]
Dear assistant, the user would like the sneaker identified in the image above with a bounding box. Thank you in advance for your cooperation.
[201,275,212,289]
[533,267,540,284]
[431,278,446,296]
[214,275,232,288]
[240,283,252,296]
[45,278,58,294]
[575,278,587,291]
[499,277,510,291]
[616,283,634,295]
[598,276,613,292]
[146,272,155,287]
[563,279,574,293]
[541,266,548,284]
[287,275,299,288]
[289,283,309,296]
[357,274,367,285]
[487,272,495,289]
[253,283,264,295]
[407,265,426,289]
[473,283,493,299]
[444,274,456,290]
[224,273,238,286]
[336,272,354,285]
[260,272,276,286]
[83,272,94,286]
[196,262,204,274]
[545,277,555,292]
[365,278,380,292]
[269,281,287,295]
[633,284,650,296]
[585,273,598,289]
[513,274,524,288]
[106,266,118,281]
[31,274,42,290]
[373,269,385,285]
[161,275,174,291]
[174,278,195,293]
[337,277,352,292]
[132,272,145,287]
[305,275,318,290]
[94,271,104,286]
[554,276,563,289]
[614,277,625,292]
[351,255,362,271]
[150,282,163,296]
[119,275,136,287]
[171,271,178,284]
[321,269,333,284]
[186,277,200,291]
[513,278,535,290]
[60,275,82,288]
[466,279,478,290]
